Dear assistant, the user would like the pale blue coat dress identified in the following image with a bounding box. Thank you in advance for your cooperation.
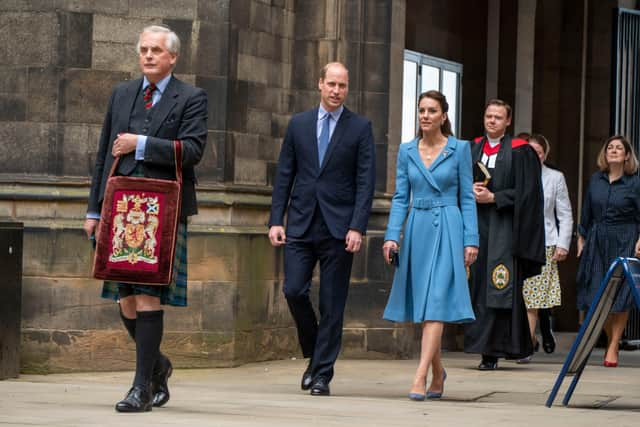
[383,137,478,323]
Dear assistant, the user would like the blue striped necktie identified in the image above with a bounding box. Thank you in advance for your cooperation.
[318,113,331,166]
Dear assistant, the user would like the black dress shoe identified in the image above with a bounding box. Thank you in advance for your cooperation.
[115,385,153,413]
[540,324,556,354]
[301,360,313,391]
[152,356,173,407]
[542,334,556,354]
[310,377,330,396]
[478,357,498,371]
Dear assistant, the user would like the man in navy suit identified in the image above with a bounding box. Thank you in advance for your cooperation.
[268,62,376,396]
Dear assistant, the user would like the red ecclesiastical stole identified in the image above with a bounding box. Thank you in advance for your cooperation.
[93,141,182,285]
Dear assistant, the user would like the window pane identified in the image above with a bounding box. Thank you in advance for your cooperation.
[442,70,458,135]
[403,50,463,142]
[421,65,440,93]
[402,60,418,142]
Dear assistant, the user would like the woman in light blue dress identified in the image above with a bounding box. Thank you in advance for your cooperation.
[382,90,478,401]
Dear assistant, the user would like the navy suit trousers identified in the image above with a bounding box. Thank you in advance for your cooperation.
[283,208,354,382]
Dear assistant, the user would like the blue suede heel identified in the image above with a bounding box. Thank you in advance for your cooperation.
[426,369,447,399]
[408,391,426,401]
[408,378,427,401]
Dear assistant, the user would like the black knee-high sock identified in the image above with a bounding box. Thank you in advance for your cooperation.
[120,307,168,377]
[119,308,137,340]
[133,310,164,388]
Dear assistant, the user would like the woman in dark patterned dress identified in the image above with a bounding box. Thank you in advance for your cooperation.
[577,135,640,367]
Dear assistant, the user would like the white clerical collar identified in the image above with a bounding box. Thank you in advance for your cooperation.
[487,135,503,147]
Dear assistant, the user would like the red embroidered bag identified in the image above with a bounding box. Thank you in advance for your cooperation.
[92,141,182,285]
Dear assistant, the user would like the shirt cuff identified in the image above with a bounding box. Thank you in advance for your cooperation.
[86,212,101,220]
[135,135,147,160]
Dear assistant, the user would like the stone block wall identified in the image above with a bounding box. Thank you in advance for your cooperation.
[0,1,421,373]
[15,206,419,373]
[405,0,489,140]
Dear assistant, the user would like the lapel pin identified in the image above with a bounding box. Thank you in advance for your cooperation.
[443,150,449,157]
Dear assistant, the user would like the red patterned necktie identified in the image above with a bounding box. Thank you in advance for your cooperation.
[143,83,157,109]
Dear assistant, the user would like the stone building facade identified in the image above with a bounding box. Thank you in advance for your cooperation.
[0,0,638,372]
[0,0,409,373]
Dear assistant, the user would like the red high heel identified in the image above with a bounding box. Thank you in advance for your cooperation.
[603,351,619,367]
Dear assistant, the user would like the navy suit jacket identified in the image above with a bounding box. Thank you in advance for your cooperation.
[87,76,208,219]
[269,106,376,239]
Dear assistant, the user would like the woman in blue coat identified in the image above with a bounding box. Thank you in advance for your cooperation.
[382,90,479,400]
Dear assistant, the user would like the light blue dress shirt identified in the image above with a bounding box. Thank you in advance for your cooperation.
[135,74,172,159]
[317,104,343,142]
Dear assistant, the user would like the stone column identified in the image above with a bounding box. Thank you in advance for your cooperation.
[514,0,537,134]
[385,0,407,194]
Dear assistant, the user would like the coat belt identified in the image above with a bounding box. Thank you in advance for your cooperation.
[412,197,458,210]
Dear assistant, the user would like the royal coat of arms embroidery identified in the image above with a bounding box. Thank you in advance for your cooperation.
[109,192,161,265]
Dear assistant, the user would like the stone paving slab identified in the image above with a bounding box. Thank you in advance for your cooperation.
[1,347,640,427]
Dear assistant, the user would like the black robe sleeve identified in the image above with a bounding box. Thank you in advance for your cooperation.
[512,144,546,279]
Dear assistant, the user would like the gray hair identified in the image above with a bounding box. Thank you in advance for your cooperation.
[137,25,181,55]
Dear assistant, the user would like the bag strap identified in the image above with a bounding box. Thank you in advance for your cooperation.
[174,139,183,185]
[108,152,121,178]
[174,139,183,221]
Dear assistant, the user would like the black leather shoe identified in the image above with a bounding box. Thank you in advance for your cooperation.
[152,356,173,407]
[310,377,330,396]
[478,358,498,371]
[542,333,556,354]
[301,360,313,391]
[115,385,153,412]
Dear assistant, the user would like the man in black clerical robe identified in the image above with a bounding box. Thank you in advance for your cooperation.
[463,99,545,370]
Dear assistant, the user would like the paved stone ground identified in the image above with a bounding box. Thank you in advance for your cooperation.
[1,334,640,427]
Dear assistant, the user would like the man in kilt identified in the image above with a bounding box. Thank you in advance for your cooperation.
[84,25,208,412]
